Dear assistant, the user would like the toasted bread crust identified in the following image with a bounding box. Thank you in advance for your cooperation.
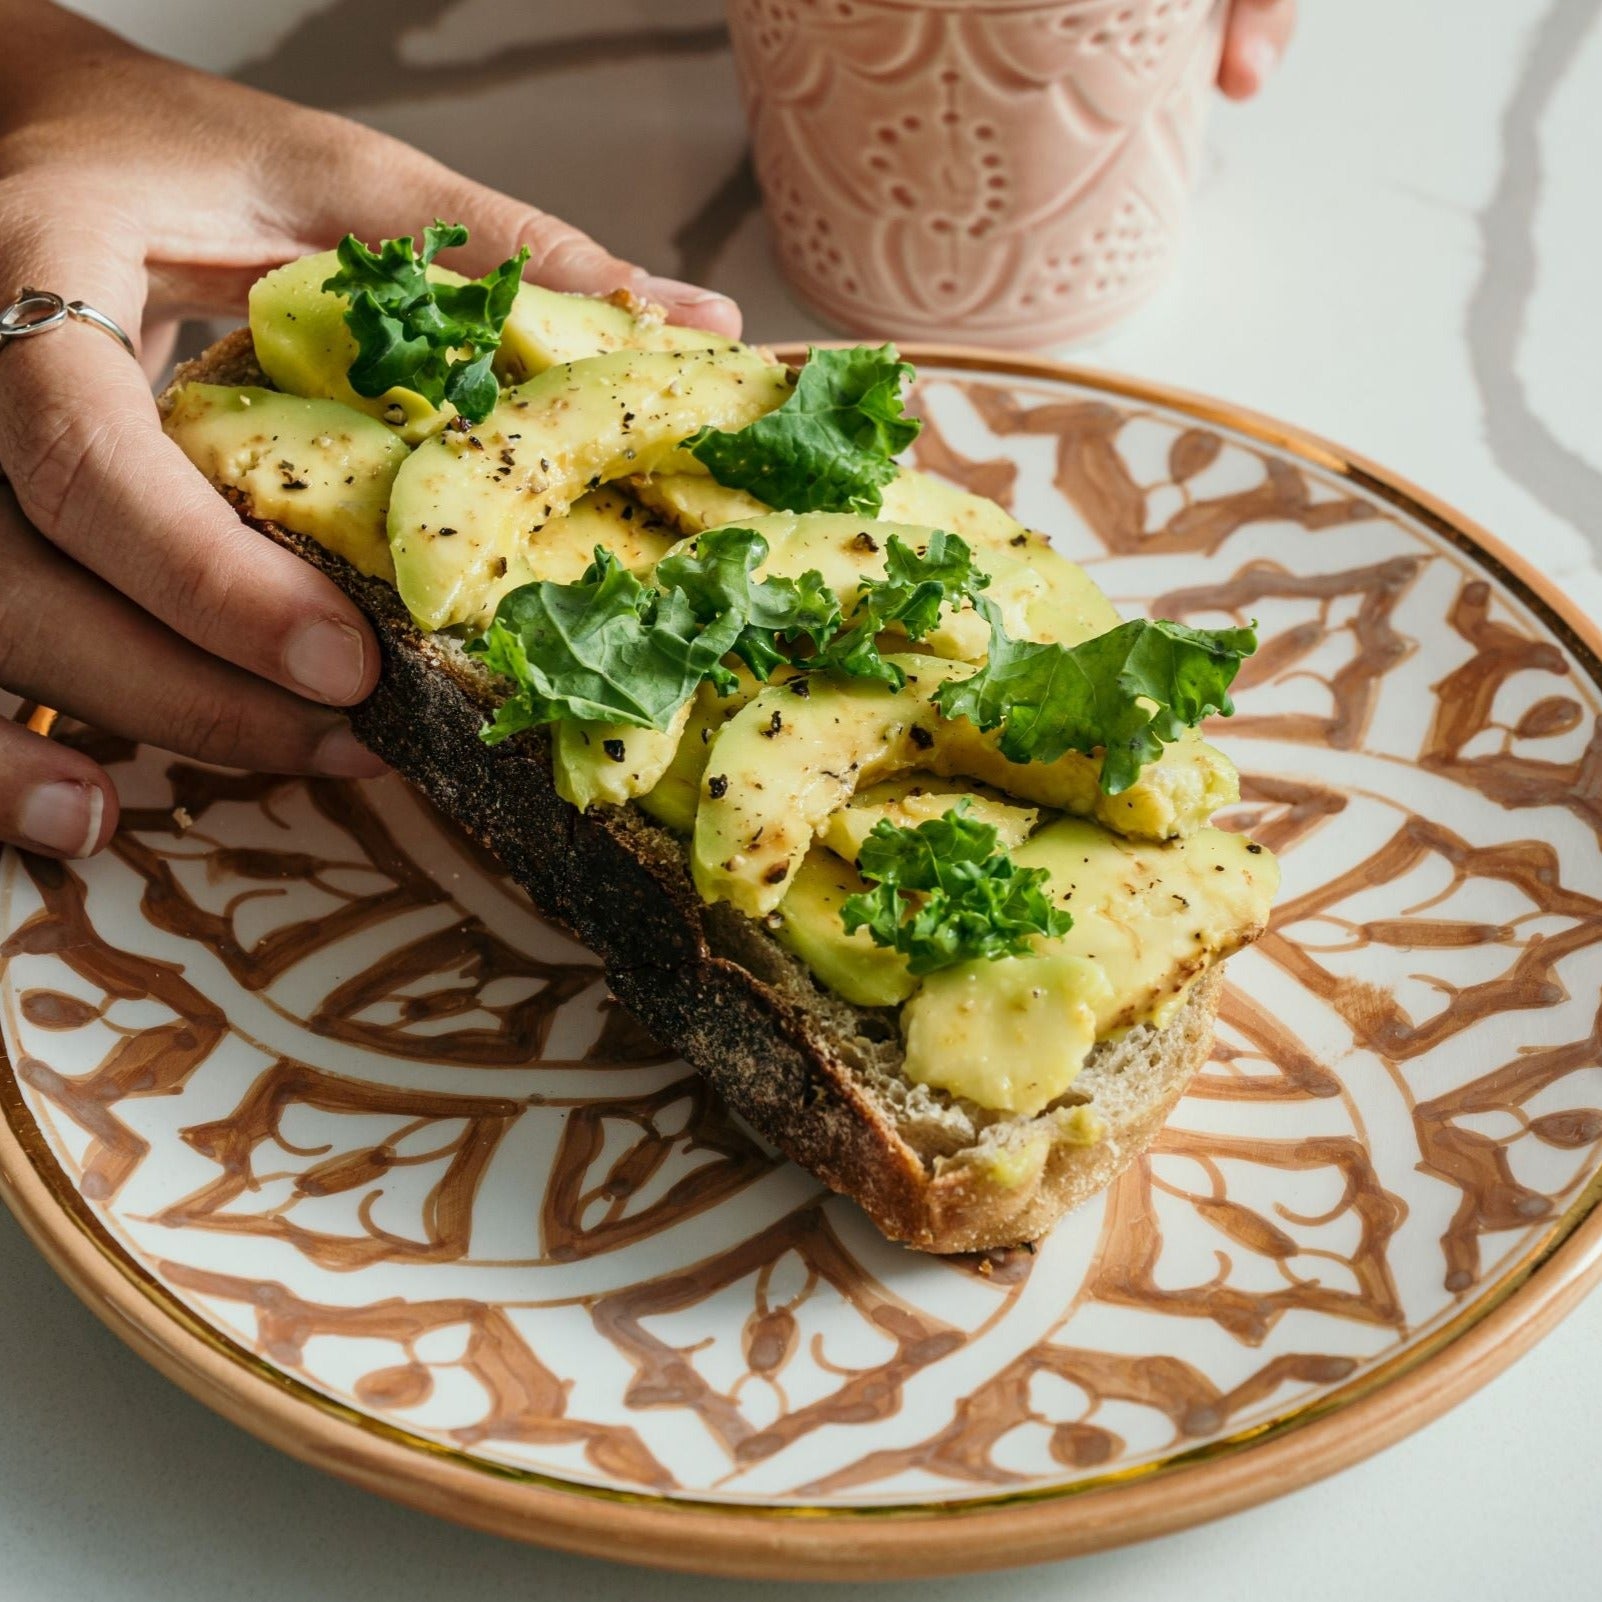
[162,332,1225,1253]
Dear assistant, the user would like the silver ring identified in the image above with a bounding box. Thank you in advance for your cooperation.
[0,288,136,359]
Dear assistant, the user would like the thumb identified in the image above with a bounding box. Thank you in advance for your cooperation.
[321,142,742,338]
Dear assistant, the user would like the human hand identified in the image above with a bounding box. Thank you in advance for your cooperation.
[0,0,740,860]
[1217,0,1297,100]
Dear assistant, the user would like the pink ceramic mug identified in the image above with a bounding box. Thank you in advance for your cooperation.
[726,0,1226,347]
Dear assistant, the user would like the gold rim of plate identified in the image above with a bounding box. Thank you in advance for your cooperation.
[3,344,1601,1581]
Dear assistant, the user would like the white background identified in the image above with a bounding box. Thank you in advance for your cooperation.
[3,1,1600,1597]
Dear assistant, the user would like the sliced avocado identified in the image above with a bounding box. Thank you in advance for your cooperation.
[471,485,673,627]
[665,510,906,617]
[925,723,1239,841]
[899,817,1278,1115]
[819,776,1039,864]
[902,952,1114,1117]
[1020,559,1121,647]
[626,472,769,534]
[658,511,1053,663]
[878,474,1123,645]
[646,498,1117,652]
[1013,817,1279,1035]
[163,383,408,581]
[693,662,949,918]
[518,487,678,585]
[497,286,735,383]
[248,252,452,443]
[388,348,793,631]
[1078,734,1240,842]
[770,848,916,1009]
[879,468,1034,550]
[775,813,1279,1113]
[637,464,1036,553]
[635,678,755,833]
[250,251,740,446]
[693,654,1236,918]
[613,664,794,828]
[553,700,694,812]
[432,487,678,634]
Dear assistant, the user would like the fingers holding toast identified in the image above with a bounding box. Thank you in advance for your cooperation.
[0,277,381,712]
[0,487,384,859]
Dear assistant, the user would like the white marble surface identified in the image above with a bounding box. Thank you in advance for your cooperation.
[4,0,1601,1595]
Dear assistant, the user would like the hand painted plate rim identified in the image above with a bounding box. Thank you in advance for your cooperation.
[3,343,1602,1581]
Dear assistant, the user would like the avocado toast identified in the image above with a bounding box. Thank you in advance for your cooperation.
[158,228,1278,1252]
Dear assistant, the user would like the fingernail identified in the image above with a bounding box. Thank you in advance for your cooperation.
[314,722,388,778]
[19,781,104,857]
[1241,35,1279,90]
[286,618,368,704]
[638,274,735,310]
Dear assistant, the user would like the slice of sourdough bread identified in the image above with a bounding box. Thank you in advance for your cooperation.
[160,330,1225,1254]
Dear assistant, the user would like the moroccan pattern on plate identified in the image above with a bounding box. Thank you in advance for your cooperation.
[4,364,1601,1507]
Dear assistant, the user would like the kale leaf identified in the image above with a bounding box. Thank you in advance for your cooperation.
[684,344,922,515]
[323,221,527,424]
[840,803,1071,975]
[935,605,1258,793]
[469,549,745,744]
[655,527,840,681]
[813,528,990,687]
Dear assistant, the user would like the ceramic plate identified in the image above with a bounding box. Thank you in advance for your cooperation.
[4,350,1601,1580]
